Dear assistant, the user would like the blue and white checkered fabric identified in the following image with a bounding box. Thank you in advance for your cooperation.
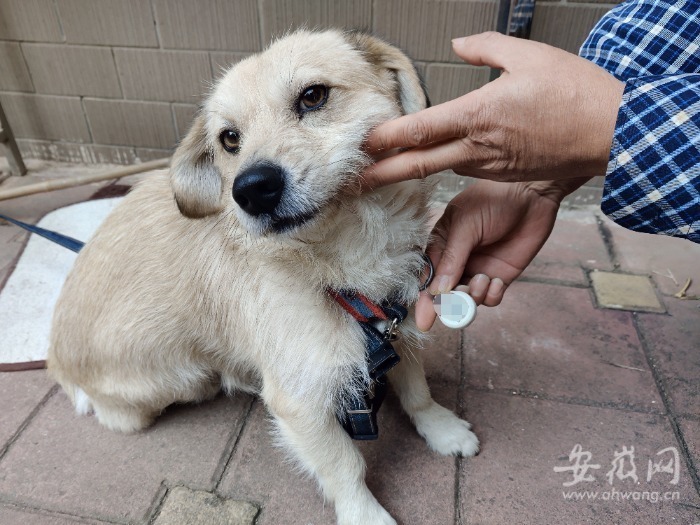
[580,0,700,242]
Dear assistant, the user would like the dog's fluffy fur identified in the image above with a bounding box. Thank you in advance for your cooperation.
[48,30,479,525]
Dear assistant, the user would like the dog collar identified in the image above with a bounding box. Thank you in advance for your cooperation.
[328,289,407,440]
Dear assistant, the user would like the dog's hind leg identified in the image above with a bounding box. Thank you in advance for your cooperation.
[388,341,479,457]
[90,396,158,433]
[262,381,397,525]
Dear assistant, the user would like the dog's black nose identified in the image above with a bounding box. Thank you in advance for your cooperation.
[233,164,285,216]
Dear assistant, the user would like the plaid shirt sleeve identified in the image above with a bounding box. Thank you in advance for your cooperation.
[579,0,700,242]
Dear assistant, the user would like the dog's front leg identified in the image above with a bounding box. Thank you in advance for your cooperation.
[261,380,396,525]
[388,340,479,457]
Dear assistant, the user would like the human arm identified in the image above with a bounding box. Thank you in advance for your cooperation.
[579,0,700,243]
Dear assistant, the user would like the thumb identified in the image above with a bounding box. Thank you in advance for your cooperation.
[451,31,522,70]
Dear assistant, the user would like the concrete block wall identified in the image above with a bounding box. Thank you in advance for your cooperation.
[0,0,620,197]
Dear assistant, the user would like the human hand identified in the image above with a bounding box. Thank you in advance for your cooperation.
[416,177,589,331]
[363,32,624,188]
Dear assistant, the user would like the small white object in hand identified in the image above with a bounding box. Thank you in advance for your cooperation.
[433,290,477,329]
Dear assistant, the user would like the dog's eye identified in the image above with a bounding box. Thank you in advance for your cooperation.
[297,84,328,114]
[219,130,241,153]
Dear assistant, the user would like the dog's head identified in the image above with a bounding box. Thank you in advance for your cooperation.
[170,30,428,236]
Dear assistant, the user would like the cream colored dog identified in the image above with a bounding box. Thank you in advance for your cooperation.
[48,29,479,525]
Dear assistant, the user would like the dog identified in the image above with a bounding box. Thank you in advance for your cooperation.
[48,29,479,525]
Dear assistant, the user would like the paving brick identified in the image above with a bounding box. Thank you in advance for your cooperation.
[21,44,121,98]
[521,209,612,286]
[636,300,700,418]
[153,0,261,51]
[462,281,663,412]
[17,139,137,165]
[424,63,490,105]
[0,217,26,287]
[0,93,90,143]
[0,371,53,451]
[57,0,158,47]
[154,487,258,525]
[459,391,700,524]
[678,418,699,481]
[84,99,177,150]
[0,0,63,42]
[561,184,604,208]
[0,42,33,92]
[259,0,372,43]
[423,319,462,396]
[219,394,459,525]
[590,271,665,313]
[210,52,253,78]
[218,401,335,524]
[0,391,253,522]
[530,4,612,54]
[172,104,198,140]
[600,213,700,296]
[375,0,498,63]
[0,505,91,524]
[114,49,211,103]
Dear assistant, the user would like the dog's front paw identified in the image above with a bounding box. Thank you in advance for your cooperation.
[335,487,396,525]
[413,402,480,457]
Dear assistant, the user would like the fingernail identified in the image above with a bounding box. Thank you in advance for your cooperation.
[452,37,468,46]
[471,274,489,287]
[430,275,451,295]
[490,277,504,295]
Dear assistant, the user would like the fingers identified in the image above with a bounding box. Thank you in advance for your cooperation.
[428,206,477,296]
[364,95,474,154]
[362,137,475,190]
[468,275,506,306]
[415,291,437,332]
[451,31,543,71]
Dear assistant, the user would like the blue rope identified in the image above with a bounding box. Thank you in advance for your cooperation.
[0,213,85,253]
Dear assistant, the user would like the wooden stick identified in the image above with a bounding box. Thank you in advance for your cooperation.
[0,158,170,201]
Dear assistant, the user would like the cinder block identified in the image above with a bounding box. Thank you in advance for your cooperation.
[0,0,63,42]
[17,139,138,164]
[374,0,498,63]
[136,148,172,162]
[260,0,372,43]
[0,93,90,142]
[57,0,158,47]
[0,42,33,91]
[530,4,612,54]
[84,98,177,149]
[21,44,121,98]
[424,63,490,105]
[153,0,261,51]
[210,52,252,77]
[114,49,212,103]
[172,103,198,140]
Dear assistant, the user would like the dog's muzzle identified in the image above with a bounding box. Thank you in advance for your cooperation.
[233,163,285,216]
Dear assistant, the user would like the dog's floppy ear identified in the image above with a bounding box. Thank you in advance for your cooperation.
[170,113,223,218]
[346,32,429,114]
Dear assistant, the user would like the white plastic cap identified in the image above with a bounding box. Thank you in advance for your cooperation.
[433,290,477,329]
